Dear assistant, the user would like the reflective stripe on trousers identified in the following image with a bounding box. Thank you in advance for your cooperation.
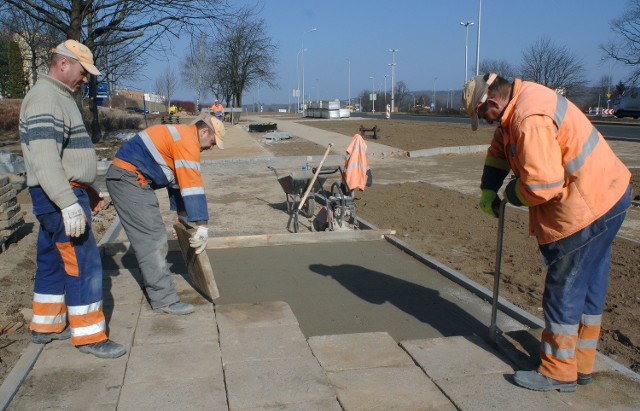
[538,186,631,381]
[30,187,107,346]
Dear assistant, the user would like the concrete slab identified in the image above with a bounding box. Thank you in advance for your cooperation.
[554,371,640,410]
[240,397,343,411]
[219,323,310,365]
[401,335,514,381]
[124,341,221,384]
[326,365,454,411]
[10,360,126,409]
[103,268,144,306]
[134,307,218,345]
[32,338,128,371]
[101,302,139,349]
[117,377,227,411]
[215,301,299,331]
[224,357,335,410]
[209,241,512,341]
[436,372,569,410]
[308,332,414,372]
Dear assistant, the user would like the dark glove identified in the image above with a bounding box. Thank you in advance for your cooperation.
[505,178,525,207]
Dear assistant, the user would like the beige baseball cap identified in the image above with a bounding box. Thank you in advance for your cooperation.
[191,113,225,149]
[462,73,497,130]
[52,40,101,76]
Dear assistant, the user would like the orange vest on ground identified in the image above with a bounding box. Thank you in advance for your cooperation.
[490,79,630,244]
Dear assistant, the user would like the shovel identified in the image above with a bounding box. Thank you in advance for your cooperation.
[488,199,508,346]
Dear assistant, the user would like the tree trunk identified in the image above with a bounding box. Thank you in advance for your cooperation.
[88,76,101,143]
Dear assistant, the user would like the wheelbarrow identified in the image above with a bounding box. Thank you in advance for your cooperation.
[268,166,324,233]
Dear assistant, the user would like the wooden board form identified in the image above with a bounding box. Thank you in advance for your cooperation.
[173,223,220,300]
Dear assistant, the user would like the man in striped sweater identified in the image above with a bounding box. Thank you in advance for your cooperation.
[20,40,125,359]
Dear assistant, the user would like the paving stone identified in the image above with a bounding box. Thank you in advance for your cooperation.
[401,335,514,381]
[308,332,414,372]
[435,372,569,410]
[216,301,299,331]
[103,270,144,306]
[118,377,227,411]
[103,301,139,348]
[240,398,343,411]
[134,308,218,345]
[224,357,335,410]
[220,323,311,365]
[124,341,221,384]
[326,365,454,411]
[11,354,126,410]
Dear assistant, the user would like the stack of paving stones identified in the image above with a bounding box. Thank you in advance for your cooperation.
[0,174,24,251]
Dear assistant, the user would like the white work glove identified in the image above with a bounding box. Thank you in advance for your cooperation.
[188,226,209,254]
[61,203,86,237]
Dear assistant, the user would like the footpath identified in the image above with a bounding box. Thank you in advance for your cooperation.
[1,116,639,410]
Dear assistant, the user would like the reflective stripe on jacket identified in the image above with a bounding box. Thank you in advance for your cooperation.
[344,133,370,191]
[113,124,208,222]
[493,79,630,244]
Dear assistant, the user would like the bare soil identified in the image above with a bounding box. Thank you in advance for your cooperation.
[1,117,638,388]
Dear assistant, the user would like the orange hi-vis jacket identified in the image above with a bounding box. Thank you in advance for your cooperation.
[211,103,225,118]
[113,124,208,222]
[344,133,370,191]
[485,79,630,244]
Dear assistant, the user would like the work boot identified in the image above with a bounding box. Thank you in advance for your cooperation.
[577,373,592,385]
[31,326,71,344]
[153,301,194,315]
[78,339,126,359]
[514,370,577,392]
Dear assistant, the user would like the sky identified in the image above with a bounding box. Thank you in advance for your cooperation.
[132,0,631,106]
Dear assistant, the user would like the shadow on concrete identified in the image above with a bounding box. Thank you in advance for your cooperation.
[309,263,490,338]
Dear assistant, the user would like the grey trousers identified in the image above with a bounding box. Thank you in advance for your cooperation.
[105,165,179,309]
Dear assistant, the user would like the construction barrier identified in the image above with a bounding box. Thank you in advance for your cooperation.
[386,104,391,119]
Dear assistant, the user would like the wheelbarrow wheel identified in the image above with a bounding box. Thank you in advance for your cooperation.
[299,197,315,218]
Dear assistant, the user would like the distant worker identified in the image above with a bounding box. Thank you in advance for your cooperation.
[19,40,125,359]
[211,99,225,122]
[105,114,225,315]
[463,73,631,392]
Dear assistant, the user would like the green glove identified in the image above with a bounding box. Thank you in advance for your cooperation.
[479,189,499,218]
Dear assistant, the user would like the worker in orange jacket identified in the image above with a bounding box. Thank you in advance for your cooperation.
[211,99,225,123]
[463,73,631,392]
[105,114,225,315]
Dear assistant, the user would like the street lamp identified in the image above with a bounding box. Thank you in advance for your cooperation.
[296,48,306,113]
[389,48,398,113]
[460,21,474,84]
[384,74,388,106]
[432,77,437,112]
[346,58,351,109]
[301,27,318,111]
[476,0,482,75]
[370,75,375,113]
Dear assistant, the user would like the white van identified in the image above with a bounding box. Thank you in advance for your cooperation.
[614,90,640,119]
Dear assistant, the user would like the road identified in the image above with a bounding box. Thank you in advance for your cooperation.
[352,113,640,141]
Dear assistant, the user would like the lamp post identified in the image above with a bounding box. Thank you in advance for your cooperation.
[370,75,375,113]
[301,27,317,111]
[384,74,388,106]
[389,48,398,113]
[460,21,474,84]
[475,0,482,75]
[346,58,351,109]
[296,48,306,113]
[432,77,437,112]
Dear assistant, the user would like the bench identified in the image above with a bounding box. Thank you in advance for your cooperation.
[359,124,380,139]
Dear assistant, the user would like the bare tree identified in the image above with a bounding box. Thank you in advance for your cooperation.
[601,0,640,85]
[2,0,245,141]
[155,68,178,112]
[394,81,410,111]
[213,11,278,111]
[182,34,209,112]
[520,37,587,96]
[479,59,518,81]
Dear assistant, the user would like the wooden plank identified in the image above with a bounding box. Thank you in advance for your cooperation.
[205,228,396,250]
[173,223,220,301]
